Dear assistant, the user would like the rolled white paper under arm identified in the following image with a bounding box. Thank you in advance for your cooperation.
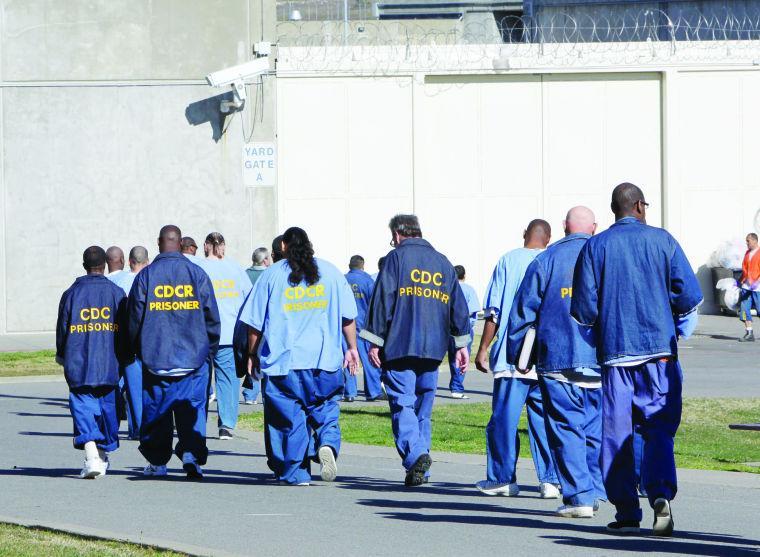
[516,327,536,373]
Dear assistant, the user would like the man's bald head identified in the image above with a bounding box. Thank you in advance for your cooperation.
[524,219,551,249]
[564,206,597,235]
[611,182,647,222]
[129,246,149,272]
[105,246,124,273]
[158,225,182,254]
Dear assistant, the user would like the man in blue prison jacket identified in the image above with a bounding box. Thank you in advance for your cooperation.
[344,255,385,402]
[508,207,606,519]
[360,214,471,487]
[571,183,702,537]
[474,220,559,499]
[128,225,221,480]
[56,246,130,479]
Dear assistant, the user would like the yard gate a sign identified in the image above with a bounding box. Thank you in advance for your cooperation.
[242,142,276,187]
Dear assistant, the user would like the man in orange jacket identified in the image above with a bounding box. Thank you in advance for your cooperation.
[739,233,760,342]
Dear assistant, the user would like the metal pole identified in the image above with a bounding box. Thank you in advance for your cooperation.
[344,0,349,45]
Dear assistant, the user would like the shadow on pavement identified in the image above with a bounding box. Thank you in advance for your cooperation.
[12,412,70,418]
[546,534,760,556]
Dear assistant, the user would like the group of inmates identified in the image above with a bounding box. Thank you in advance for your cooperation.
[55,181,703,537]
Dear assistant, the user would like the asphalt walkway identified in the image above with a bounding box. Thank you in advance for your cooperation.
[1,380,759,557]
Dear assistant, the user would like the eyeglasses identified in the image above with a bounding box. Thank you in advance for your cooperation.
[637,200,650,209]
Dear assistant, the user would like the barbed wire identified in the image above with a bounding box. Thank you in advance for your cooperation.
[276,9,760,75]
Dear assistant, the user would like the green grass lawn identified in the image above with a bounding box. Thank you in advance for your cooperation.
[0,350,61,377]
[238,398,760,474]
[0,523,187,557]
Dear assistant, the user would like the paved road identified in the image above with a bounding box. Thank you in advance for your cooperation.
[1,380,759,557]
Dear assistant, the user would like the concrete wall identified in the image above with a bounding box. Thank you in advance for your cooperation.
[0,0,278,339]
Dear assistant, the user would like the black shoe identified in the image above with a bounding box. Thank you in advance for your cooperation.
[183,462,204,481]
[343,397,355,403]
[652,498,674,537]
[219,428,233,440]
[739,331,755,342]
[404,454,432,487]
[606,520,641,534]
[367,392,389,402]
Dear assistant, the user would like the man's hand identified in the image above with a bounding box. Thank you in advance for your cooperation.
[247,352,261,379]
[343,348,360,376]
[455,347,469,374]
[368,346,383,368]
[475,346,490,374]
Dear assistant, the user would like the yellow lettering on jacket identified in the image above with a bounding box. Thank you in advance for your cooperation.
[560,287,573,299]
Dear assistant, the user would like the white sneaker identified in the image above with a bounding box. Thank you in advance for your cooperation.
[182,452,203,480]
[79,458,107,479]
[451,392,469,399]
[557,504,594,518]
[539,482,561,499]
[143,463,167,477]
[476,480,520,496]
[652,498,674,537]
[318,446,338,482]
[209,392,216,402]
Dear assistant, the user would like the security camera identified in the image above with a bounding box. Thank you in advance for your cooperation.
[206,57,270,113]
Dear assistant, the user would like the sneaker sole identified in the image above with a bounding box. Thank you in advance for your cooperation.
[183,463,204,481]
[477,485,519,497]
[652,499,674,537]
[557,508,594,519]
[606,525,641,534]
[80,469,104,480]
[405,454,432,487]
[319,446,338,482]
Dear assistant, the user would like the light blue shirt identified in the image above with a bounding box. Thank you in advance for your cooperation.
[241,258,358,376]
[107,270,129,286]
[459,281,480,329]
[111,271,137,296]
[483,247,543,373]
[197,258,253,346]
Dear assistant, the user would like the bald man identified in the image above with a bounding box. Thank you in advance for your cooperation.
[508,207,605,518]
[572,184,702,536]
[128,225,221,480]
[473,220,559,499]
[106,246,128,284]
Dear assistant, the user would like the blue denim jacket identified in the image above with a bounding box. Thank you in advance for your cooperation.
[360,238,471,364]
[127,251,221,373]
[507,233,599,374]
[56,274,130,388]
[570,217,703,364]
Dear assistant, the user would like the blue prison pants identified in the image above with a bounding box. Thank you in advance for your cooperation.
[213,347,240,430]
[263,369,343,484]
[485,376,558,485]
[139,363,211,466]
[69,386,119,453]
[601,359,682,522]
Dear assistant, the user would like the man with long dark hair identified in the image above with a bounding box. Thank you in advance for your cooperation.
[361,214,471,486]
[242,227,360,485]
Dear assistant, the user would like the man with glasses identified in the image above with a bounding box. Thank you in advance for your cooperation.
[571,183,702,537]
[361,214,471,486]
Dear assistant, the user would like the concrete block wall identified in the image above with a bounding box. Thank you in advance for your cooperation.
[0,0,278,339]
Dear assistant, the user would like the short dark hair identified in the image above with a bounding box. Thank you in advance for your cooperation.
[83,246,106,270]
[271,234,285,262]
[611,182,645,214]
[454,265,465,280]
[377,256,386,271]
[389,214,422,238]
[159,225,182,242]
[349,255,364,270]
[749,233,759,241]
[526,219,551,238]
[181,237,197,250]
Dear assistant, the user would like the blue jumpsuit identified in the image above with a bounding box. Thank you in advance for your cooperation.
[344,268,383,400]
[508,233,606,507]
[482,248,558,487]
[360,238,471,474]
[197,257,253,432]
[571,217,702,522]
[241,258,358,484]
[56,274,129,454]
[128,251,221,466]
